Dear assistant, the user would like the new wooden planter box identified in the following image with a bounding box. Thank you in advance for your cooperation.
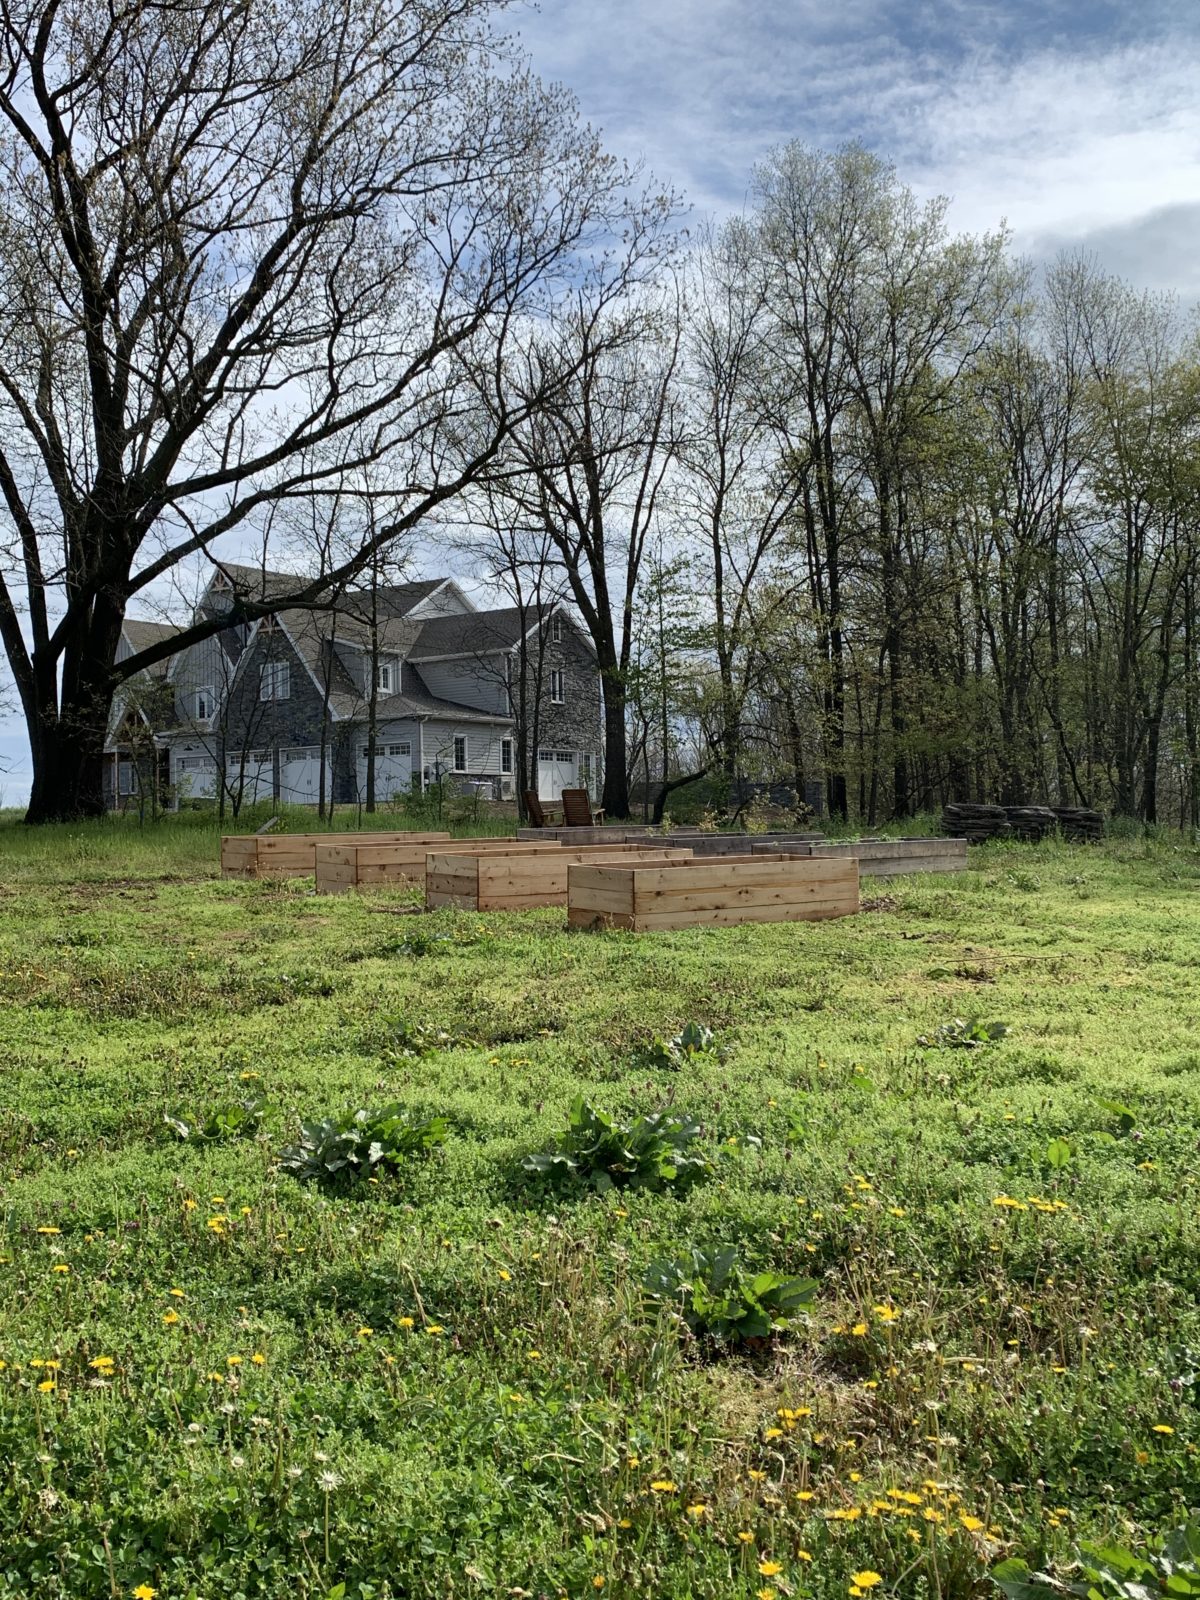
[315,837,553,896]
[222,829,452,879]
[426,845,694,911]
[567,855,859,931]
[754,837,967,878]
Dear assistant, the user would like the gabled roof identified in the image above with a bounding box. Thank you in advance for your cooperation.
[121,619,183,678]
[408,606,543,660]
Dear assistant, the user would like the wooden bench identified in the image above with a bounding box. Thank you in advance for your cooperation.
[222,829,452,879]
[426,845,694,911]
[314,837,556,896]
[567,855,859,931]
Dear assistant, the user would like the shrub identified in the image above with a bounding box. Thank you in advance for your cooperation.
[278,1105,448,1188]
[642,1246,817,1345]
[163,1095,272,1143]
[520,1097,712,1195]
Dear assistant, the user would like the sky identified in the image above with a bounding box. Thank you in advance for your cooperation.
[3,0,1199,806]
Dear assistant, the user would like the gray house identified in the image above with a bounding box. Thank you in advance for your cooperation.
[103,563,602,811]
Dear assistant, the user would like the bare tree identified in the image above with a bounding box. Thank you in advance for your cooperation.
[502,282,684,818]
[0,0,664,820]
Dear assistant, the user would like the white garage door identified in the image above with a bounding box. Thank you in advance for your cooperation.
[226,750,272,803]
[357,741,412,802]
[280,746,330,805]
[175,753,217,799]
[537,748,576,801]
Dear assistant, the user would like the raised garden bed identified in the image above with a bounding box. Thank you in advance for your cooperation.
[314,837,552,896]
[426,845,694,911]
[567,855,859,931]
[222,829,451,879]
[751,836,967,877]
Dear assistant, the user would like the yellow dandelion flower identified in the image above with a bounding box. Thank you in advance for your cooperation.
[1152,1424,1175,1435]
[133,1586,158,1600]
[686,1504,708,1518]
[798,1549,813,1561]
[356,1327,373,1338]
[51,1264,69,1274]
[759,1561,784,1577]
[764,1427,784,1440]
[426,1324,444,1335]
[36,1227,60,1235]
[398,1316,415,1329]
[251,1352,266,1366]
[498,1270,511,1282]
[737,1531,756,1543]
[851,1322,868,1336]
[650,1480,677,1493]
[37,1378,56,1392]
[960,1515,984,1532]
[163,1311,179,1326]
[852,1574,883,1591]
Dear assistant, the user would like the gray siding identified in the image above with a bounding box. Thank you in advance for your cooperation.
[420,719,514,781]
[415,656,509,714]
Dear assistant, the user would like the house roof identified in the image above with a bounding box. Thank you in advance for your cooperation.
[408,605,539,660]
[121,619,183,678]
[274,609,511,724]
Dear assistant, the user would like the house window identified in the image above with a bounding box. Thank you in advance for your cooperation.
[194,686,214,720]
[550,668,565,704]
[501,738,513,775]
[178,755,215,772]
[452,736,467,772]
[552,614,563,643]
[376,661,392,693]
[118,761,137,795]
[260,660,290,701]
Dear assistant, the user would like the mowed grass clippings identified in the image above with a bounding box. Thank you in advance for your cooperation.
[0,815,1197,1600]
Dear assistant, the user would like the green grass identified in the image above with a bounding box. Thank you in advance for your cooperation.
[0,817,1196,1600]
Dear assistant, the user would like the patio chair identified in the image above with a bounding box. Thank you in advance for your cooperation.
[523,790,561,828]
[560,787,606,827]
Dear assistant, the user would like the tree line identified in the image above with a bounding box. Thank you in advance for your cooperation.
[1,0,1196,825]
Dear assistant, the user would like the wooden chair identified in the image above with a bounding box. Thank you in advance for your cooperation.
[561,787,605,827]
[523,790,561,828]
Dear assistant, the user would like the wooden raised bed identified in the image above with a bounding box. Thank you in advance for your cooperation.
[222,829,452,879]
[755,837,967,878]
[315,837,557,896]
[567,856,859,931]
[426,845,694,911]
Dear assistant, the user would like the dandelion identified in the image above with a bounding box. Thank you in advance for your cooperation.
[527,1349,541,1359]
[398,1316,415,1329]
[592,1579,605,1591]
[873,1305,899,1322]
[163,1311,179,1326]
[51,1264,69,1275]
[132,1586,158,1600]
[168,1288,185,1298]
[747,1469,766,1481]
[852,1574,883,1591]
[498,1270,511,1282]
[426,1325,444,1336]
[317,1470,342,1492]
[797,1549,813,1561]
[89,1356,114,1371]
[650,1480,677,1493]
[960,1515,984,1532]
[356,1327,373,1338]
[888,1206,906,1217]
[251,1352,266,1366]
[686,1503,708,1518]
[36,1226,60,1235]
[37,1379,56,1392]
[759,1561,783,1577]
[738,1532,755,1544]
[764,1427,784,1440]
[226,1355,242,1367]
[851,1322,868,1336]
[1152,1424,1175,1435]
[759,1591,776,1600]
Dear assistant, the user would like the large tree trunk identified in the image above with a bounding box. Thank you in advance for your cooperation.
[600,663,631,818]
[23,604,125,824]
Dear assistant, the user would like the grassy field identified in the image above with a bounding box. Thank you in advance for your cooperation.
[0,815,1197,1600]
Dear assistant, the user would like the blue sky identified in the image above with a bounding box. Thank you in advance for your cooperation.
[3,0,1198,805]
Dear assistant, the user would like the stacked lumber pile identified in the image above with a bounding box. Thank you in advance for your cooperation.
[941,803,1106,844]
[942,803,1010,841]
[1002,805,1058,842]
[1052,806,1106,842]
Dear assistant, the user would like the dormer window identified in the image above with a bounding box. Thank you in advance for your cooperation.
[552,613,563,643]
[194,687,214,721]
[376,661,395,694]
